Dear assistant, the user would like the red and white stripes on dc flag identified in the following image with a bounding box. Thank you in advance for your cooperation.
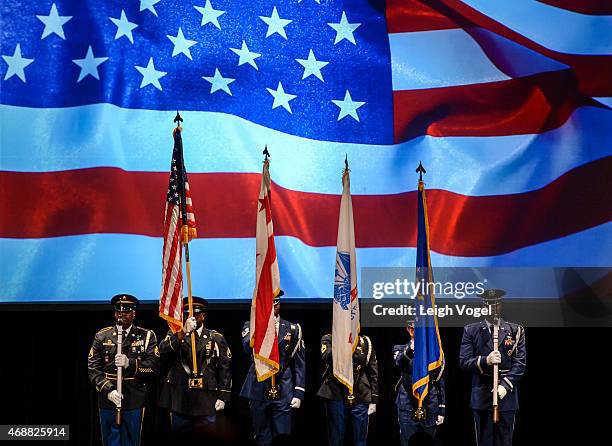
[250,159,281,381]
[332,167,360,393]
[159,128,197,333]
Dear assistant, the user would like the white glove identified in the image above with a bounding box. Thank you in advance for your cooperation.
[486,350,501,365]
[115,354,129,368]
[108,390,122,406]
[183,317,197,334]
[436,415,445,425]
[290,398,301,409]
[214,399,225,411]
[368,403,376,415]
[496,385,507,400]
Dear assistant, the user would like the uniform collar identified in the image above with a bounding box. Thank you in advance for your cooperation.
[113,325,132,336]
[484,319,500,329]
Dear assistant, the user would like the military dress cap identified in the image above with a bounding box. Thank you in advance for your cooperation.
[111,294,139,311]
[183,296,208,313]
[273,289,285,304]
[478,288,506,304]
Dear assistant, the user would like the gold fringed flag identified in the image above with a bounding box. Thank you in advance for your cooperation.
[249,157,281,381]
[159,127,197,333]
[332,163,360,393]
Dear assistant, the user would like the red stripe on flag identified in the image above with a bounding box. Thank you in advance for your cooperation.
[386,0,464,33]
[160,204,183,328]
[393,70,591,142]
[537,0,612,15]
[388,0,612,97]
[1,158,610,256]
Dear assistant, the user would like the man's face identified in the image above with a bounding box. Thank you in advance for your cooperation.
[407,324,415,338]
[195,312,205,328]
[115,310,135,328]
[484,302,503,321]
[274,302,280,317]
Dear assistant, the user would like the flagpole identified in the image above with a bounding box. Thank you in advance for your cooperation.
[173,112,200,387]
[492,323,500,423]
[115,319,123,425]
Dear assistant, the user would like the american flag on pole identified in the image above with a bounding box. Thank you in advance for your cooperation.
[250,158,280,381]
[1,0,610,302]
[332,165,360,393]
[159,128,197,333]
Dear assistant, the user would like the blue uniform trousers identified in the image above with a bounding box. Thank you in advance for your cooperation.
[249,399,292,446]
[398,408,438,446]
[170,412,216,433]
[325,400,369,446]
[473,410,515,446]
[99,408,143,446]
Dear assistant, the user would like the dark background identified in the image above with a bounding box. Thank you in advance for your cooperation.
[1,303,608,445]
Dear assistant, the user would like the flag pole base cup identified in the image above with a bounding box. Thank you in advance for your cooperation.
[188,375,204,390]
[344,393,356,407]
[265,384,280,400]
[492,406,500,423]
[411,407,427,422]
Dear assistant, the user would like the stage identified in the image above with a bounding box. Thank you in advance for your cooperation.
[2,303,607,445]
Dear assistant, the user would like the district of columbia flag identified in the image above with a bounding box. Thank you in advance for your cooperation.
[250,157,281,381]
[412,174,444,408]
[332,163,360,394]
[159,126,197,333]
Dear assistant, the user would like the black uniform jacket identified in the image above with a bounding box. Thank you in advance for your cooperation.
[88,325,160,410]
[317,334,379,404]
[159,327,232,416]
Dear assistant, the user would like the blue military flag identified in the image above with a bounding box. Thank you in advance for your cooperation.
[411,168,444,408]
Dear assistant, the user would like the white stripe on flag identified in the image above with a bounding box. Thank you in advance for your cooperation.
[1,223,610,302]
[2,104,609,197]
[462,0,612,55]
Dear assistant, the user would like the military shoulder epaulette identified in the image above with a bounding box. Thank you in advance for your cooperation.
[506,321,523,330]
[465,321,482,330]
[97,326,114,334]
[210,329,225,339]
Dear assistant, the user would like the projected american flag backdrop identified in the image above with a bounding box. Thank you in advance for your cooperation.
[0,0,611,301]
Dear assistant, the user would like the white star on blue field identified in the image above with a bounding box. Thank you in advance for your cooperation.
[36,3,72,40]
[72,46,108,82]
[109,10,139,44]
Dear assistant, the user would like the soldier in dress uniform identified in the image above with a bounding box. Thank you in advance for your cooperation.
[460,289,526,446]
[88,294,159,446]
[317,332,379,446]
[158,296,232,433]
[240,290,306,446]
[393,319,445,446]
